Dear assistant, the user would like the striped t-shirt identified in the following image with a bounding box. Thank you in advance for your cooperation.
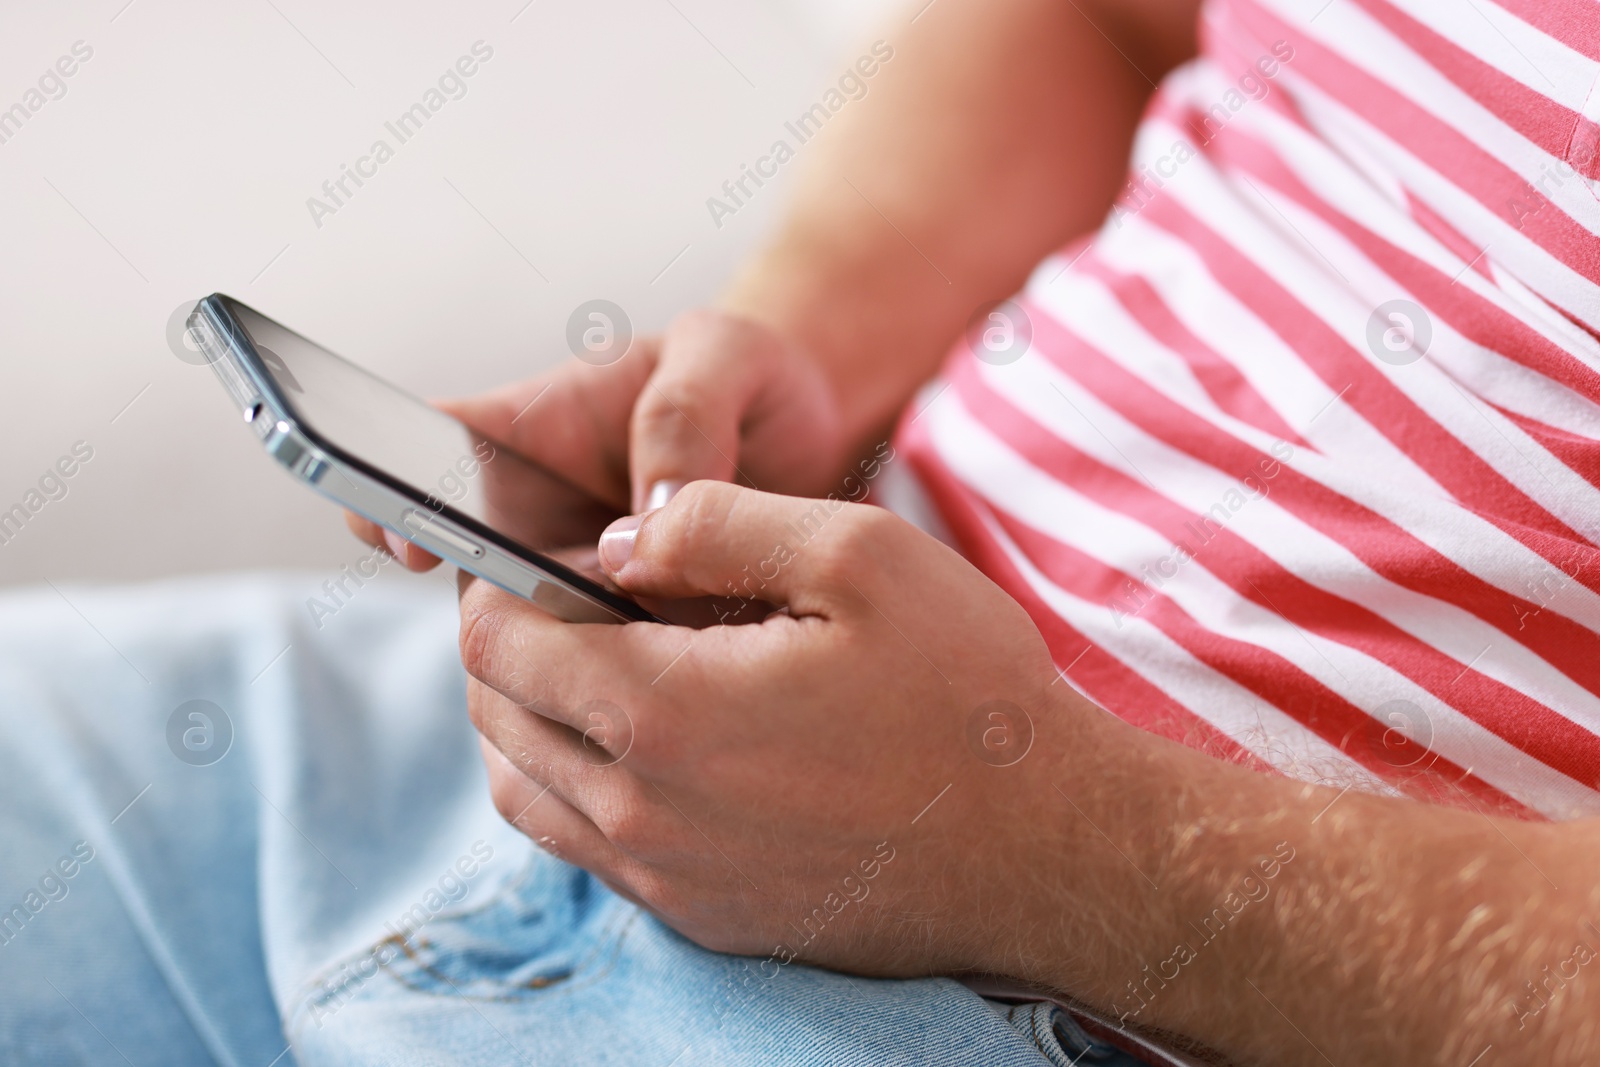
[900,0,1600,821]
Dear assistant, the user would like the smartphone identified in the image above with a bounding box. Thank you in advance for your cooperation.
[189,293,659,624]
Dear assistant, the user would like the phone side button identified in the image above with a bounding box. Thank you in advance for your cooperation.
[400,509,486,560]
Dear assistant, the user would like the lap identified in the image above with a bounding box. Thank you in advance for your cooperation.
[0,572,1060,1066]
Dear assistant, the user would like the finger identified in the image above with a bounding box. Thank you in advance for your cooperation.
[342,510,441,572]
[437,351,657,512]
[627,310,791,512]
[479,738,659,914]
[458,577,669,735]
[597,480,909,613]
[344,509,384,549]
[479,736,622,872]
[467,677,637,808]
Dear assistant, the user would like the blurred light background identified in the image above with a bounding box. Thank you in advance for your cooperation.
[0,0,898,588]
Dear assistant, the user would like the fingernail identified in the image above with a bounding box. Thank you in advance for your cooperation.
[383,530,408,561]
[644,479,685,512]
[599,514,643,572]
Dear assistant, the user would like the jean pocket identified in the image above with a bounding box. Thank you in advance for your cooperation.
[298,848,637,1030]
[389,856,639,1000]
[993,999,1157,1067]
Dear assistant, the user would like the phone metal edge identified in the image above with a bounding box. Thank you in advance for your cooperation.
[190,297,643,626]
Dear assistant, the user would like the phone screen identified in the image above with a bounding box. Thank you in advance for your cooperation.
[220,297,626,591]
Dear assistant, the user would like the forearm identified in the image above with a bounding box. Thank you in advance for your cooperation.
[720,0,1196,449]
[1026,700,1600,1065]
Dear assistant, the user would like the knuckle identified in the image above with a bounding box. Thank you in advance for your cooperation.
[588,783,668,857]
[631,388,688,434]
[633,376,717,437]
[592,789,654,853]
[812,505,876,572]
[629,868,689,920]
[645,480,731,568]
[807,536,853,588]
[458,594,513,683]
[846,500,900,544]
[809,503,885,584]
[676,478,736,527]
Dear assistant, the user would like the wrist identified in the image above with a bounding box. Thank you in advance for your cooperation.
[985,701,1184,995]
[988,696,1293,1026]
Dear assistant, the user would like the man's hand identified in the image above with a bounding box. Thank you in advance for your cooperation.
[457,480,1077,978]
[345,308,848,568]
[350,0,1600,1057]
[463,481,1600,1066]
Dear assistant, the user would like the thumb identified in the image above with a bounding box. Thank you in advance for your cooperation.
[597,481,894,614]
[626,310,786,512]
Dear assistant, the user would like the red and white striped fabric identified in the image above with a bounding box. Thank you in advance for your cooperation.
[899,0,1600,821]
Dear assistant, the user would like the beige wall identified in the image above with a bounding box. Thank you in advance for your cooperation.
[0,0,897,588]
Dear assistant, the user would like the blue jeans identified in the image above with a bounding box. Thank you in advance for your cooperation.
[0,573,1150,1066]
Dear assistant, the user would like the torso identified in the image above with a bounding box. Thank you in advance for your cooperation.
[901,0,1600,820]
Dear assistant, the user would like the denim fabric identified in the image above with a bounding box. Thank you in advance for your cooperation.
[0,573,1076,1066]
[985,1000,1160,1067]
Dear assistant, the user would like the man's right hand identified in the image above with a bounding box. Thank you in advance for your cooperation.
[345,307,849,570]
